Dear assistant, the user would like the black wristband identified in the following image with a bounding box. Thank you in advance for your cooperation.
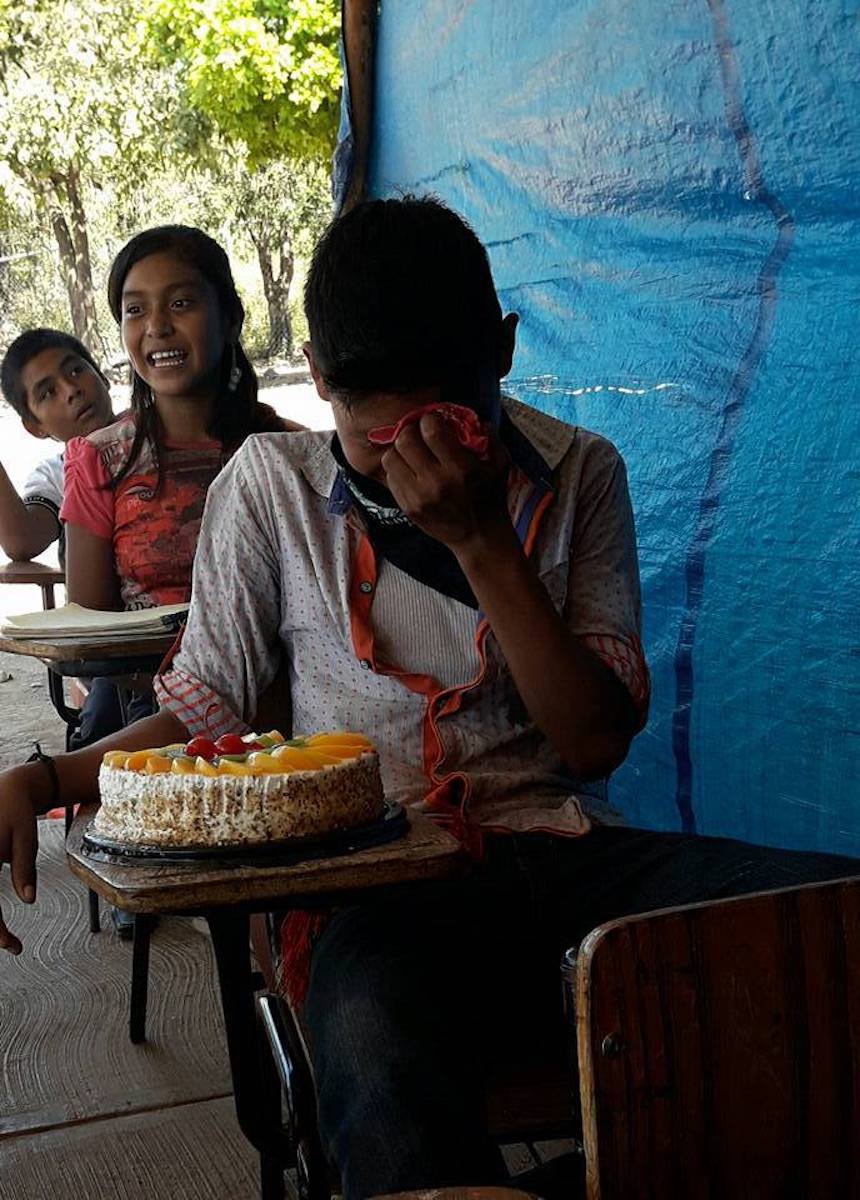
[26,742,60,809]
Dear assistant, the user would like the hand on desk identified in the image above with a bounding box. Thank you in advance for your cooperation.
[0,709,191,953]
[0,767,39,954]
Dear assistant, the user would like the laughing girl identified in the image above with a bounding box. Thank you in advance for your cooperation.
[58,226,303,756]
[61,225,302,613]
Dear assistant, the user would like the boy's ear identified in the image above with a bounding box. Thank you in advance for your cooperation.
[303,342,330,402]
[499,313,519,378]
[23,415,49,441]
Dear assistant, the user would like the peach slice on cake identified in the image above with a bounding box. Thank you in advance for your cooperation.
[143,755,173,774]
[246,752,292,775]
[124,750,154,772]
[269,745,340,770]
[306,732,373,750]
[170,757,198,775]
[103,750,131,769]
[304,733,373,759]
[194,756,220,777]
[218,759,256,777]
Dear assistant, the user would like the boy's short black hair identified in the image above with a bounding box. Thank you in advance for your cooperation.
[305,195,504,411]
[0,328,103,422]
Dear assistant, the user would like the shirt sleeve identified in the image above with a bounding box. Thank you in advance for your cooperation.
[22,453,64,517]
[154,445,284,737]
[565,437,650,727]
[60,436,114,540]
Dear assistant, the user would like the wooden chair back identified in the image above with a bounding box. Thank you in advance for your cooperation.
[574,874,860,1200]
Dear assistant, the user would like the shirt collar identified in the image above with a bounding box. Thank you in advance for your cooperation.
[499,408,553,491]
[501,393,576,477]
[300,435,340,503]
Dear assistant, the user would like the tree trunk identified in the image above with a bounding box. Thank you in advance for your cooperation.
[44,170,102,354]
[65,167,102,354]
[252,229,294,359]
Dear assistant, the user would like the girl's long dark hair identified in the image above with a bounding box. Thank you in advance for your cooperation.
[107,225,278,487]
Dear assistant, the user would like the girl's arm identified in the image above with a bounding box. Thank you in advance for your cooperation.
[61,437,120,609]
[65,522,122,610]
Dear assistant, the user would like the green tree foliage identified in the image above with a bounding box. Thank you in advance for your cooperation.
[142,0,341,167]
[139,0,340,355]
[232,156,331,357]
[0,0,339,359]
[108,152,332,359]
[0,0,176,350]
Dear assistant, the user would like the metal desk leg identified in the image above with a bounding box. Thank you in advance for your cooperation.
[88,889,101,933]
[129,913,155,1044]
[47,670,81,744]
[66,800,100,934]
[207,910,288,1200]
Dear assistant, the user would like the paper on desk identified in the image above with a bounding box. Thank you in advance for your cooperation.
[0,602,188,639]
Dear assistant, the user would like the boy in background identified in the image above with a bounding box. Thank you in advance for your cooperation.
[0,330,125,929]
[0,328,114,564]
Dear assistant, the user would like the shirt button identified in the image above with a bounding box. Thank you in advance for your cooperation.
[359,658,372,670]
[359,580,373,594]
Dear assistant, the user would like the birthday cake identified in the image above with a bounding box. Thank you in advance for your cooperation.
[93,731,385,848]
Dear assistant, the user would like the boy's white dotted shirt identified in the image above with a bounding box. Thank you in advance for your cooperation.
[156,398,649,836]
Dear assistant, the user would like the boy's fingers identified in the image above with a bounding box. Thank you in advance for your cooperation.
[381,446,415,490]
[418,413,469,466]
[10,821,37,905]
[381,451,418,511]
[393,422,442,475]
[486,429,511,473]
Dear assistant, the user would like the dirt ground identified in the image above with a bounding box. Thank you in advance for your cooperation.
[0,371,331,772]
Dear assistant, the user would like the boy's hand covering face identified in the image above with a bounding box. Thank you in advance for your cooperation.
[380,410,510,551]
[368,402,491,460]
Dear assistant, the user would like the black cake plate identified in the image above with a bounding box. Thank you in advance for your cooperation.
[81,801,408,869]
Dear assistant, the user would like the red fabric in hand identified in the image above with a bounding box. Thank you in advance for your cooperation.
[367,402,490,459]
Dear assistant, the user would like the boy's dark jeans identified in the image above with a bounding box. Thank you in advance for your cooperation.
[304,826,859,1200]
[68,677,155,750]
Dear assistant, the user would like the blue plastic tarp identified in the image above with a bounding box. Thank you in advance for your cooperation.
[349,0,860,855]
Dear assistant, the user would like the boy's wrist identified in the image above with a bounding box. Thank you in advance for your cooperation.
[452,519,522,573]
[8,761,58,815]
[25,745,60,809]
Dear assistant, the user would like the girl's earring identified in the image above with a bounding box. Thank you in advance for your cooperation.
[227,344,241,393]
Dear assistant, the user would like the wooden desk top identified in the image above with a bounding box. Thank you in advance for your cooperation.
[66,805,468,914]
[0,560,64,586]
[0,632,175,667]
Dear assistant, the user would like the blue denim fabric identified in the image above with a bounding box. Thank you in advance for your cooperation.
[69,678,155,750]
[304,827,859,1199]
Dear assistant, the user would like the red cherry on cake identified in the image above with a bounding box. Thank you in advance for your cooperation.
[214,734,254,755]
[185,737,219,760]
